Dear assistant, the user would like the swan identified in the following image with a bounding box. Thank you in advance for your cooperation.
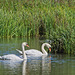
[0,42,29,61]
[16,43,51,56]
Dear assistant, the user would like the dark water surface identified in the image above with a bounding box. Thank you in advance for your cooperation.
[0,37,75,75]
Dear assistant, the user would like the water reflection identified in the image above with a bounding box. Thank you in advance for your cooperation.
[41,55,51,75]
[0,55,52,75]
[27,55,52,75]
[0,60,27,75]
[0,54,75,75]
[22,60,26,75]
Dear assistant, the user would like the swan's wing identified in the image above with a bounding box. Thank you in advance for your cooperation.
[16,49,23,54]
[25,49,43,56]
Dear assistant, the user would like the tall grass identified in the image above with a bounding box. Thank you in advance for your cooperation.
[0,0,75,54]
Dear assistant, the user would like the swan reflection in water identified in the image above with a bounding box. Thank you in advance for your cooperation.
[42,55,51,74]
[27,55,51,75]
[0,59,27,75]
[0,55,52,75]
[22,60,26,75]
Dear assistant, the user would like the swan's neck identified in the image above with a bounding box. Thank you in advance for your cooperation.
[22,45,27,60]
[41,44,48,55]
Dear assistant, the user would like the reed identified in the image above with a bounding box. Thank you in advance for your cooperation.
[0,0,75,54]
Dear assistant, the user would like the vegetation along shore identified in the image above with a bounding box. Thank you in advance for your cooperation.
[0,0,75,54]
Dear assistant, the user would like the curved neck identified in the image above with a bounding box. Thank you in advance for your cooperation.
[22,45,27,60]
[41,43,48,55]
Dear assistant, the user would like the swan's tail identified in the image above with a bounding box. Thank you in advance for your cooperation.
[16,49,23,54]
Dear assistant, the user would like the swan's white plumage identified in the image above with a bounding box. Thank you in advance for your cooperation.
[16,49,43,56]
[0,54,23,61]
[16,49,23,54]
[25,49,43,56]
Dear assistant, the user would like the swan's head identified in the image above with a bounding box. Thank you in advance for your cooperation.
[22,42,29,47]
[45,43,51,52]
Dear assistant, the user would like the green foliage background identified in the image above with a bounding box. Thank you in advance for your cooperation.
[0,0,75,54]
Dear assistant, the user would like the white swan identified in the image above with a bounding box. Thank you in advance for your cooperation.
[16,43,51,56]
[0,42,29,61]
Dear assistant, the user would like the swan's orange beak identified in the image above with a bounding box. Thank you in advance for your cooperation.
[26,44,29,47]
[49,47,51,52]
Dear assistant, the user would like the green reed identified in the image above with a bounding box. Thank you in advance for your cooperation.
[0,0,75,54]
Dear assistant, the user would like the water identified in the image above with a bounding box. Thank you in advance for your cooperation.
[0,37,75,75]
